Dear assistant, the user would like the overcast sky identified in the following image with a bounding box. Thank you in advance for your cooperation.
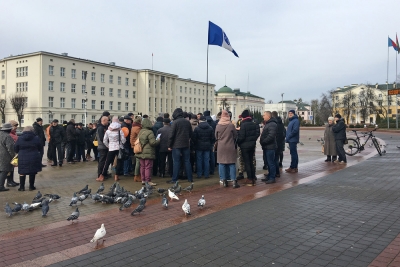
[2,0,400,104]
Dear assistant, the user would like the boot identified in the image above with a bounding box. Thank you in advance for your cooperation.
[18,175,26,191]
[223,179,229,187]
[233,180,240,189]
[236,173,244,180]
[332,156,337,162]
[324,156,331,162]
[0,173,9,191]
[6,172,19,187]
[133,175,141,182]
[29,174,36,191]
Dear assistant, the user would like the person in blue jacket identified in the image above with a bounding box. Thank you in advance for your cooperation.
[285,110,300,173]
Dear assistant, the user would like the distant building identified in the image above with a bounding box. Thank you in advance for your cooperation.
[214,85,265,120]
[264,100,312,122]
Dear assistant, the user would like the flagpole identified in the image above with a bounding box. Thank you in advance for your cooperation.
[396,49,398,129]
[387,36,390,129]
[152,53,153,70]
[206,44,209,111]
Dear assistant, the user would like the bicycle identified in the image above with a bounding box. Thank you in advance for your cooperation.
[345,128,382,156]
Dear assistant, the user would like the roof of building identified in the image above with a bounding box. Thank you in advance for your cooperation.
[217,85,233,93]
[215,85,264,100]
[334,83,399,93]
[277,100,297,104]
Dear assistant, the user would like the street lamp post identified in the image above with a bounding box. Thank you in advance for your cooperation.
[83,71,88,126]
[281,93,284,119]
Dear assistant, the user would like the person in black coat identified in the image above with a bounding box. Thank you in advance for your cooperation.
[49,119,65,167]
[203,110,216,174]
[237,110,260,186]
[332,114,347,164]
[272,112,285,175]
[75,123,87,162]
[167,108,193,183]
[89,123,98,161]
[66,119,77,163]
[156,118,173,177]
[152,117,164,176]
[15,126,42,191]
[260,112,277,184]
[192,116,215,178]
[32,118,46,166]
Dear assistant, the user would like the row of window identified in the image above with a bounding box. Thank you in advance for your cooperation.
[48,97,136,111]
[178,96,212,106]
[47,82,137,98]
[178,86,212,96]
[48,66,136,86]
[47,114,107,124]
[16,67,28,77]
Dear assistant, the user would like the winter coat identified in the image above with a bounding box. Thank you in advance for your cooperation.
[168,108,193,149]
[275,117,286,151]
[135,118,160,159]
[49,125,65,144]
[76,128,86,145]
[237,119,260,150]
[324,124,337,156]
[32,121,46,146]
[157,124,172,153]
[97,123,108,150]
[121,122,132,148]
[332,118,347,141]
[152,121,163,136]
[130,122,142,150]
[192,122,215,151]
[0,131,16,172]
[190,119,199,132]
[286,114,300,143]
[216,123,237,164]
[260,118,277,150]
[14,131,42,175]
[103,122,125,152]
[66,122,77,142]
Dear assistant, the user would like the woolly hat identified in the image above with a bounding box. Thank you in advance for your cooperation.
[241,109,250,118]
[203,110,211,117]
[335,114,342,119]
[199,115,206,122]
[288,110,296,114]
[156,117,163,122]
[36,117,43,122]
[134,117,142,123]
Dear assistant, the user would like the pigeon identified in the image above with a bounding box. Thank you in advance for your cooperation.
[33,191,42,201]
[67,207,80,223]
[32,197,45,204]
[119,196,134,211]
[145,181,155,190]
[29,202,41,210]
[198,195,206,208]
[41,199,49,217]
[182,199,191,216]
[161,194,168,209]
[69,192,78,206]
[140,197,146,206]
[299,142,304,145]
[4,203,13,217]
[174,185,182,195]
[169,181,179,191]
[78,193,89,204]
[22,202,30,212]
[114,183,121,195]
[44,194,61,200]
[317,139,320,142]
[131,204,145,216]
[77,185,88,194]
[12,202,22,213]
[183,183,194,193]
[168,189,179,201]
[137,187,146,195]
[97,183,105,194]
[91,193,102,202]
[82,188,92,195]
[157,188,166,195]
[101,197,114,204]
[90,223,106,248]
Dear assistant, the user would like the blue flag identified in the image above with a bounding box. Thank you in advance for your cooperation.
[208,21,239,57]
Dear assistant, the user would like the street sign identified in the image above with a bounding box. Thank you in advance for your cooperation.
[388,89,400,95]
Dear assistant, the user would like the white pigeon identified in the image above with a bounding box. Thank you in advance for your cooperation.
[182,199,191,216]
[198,195,206,208]
[90,223,106,247]
[22,202,30,212]
[29,202,41,210]
[168,189,179,201]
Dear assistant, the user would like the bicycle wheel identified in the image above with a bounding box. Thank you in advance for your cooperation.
[344,138,359,156]
[372,137,382,156]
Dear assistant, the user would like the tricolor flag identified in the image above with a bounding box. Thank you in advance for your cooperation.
[208,21,239,57]
[397,34,399,54]
[388,37,398,52]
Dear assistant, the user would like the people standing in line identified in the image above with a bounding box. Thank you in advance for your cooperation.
[237,110,260,186]
[271,111,285,177]
[75,123,87,162]
[121,115,133,176]
[135,118,160,186]
[216,110,240,189]
[332,114,347,164]
[167,108,193,184]
[33,118,46,167]
[285,110,300,173]
[14,126,42,191]
[203,110,216,175]
[96,116,109,180]
[152,117,164,176]
[66,119,77,164]
[157,118,173,178]
[192,115,215,179]
[323,117,337,162]
[0,123,16,191]
[260,111,277,184]
[49,119,65,167]
[130,116,142,182]
[98,116,125,182]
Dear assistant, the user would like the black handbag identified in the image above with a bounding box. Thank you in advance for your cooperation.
[117,132,130,160]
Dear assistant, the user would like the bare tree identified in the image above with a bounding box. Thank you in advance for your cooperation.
[9,93,27,126]
[0,98,6,124]
[319,91,333,122]
[357,86,377,123]
[310,99,319,125]
[219,98,230,110]
[341,90,357,124]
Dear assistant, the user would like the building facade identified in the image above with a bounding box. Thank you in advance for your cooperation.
[0,51,215,125]
[264,100,312,122]
[214,85,265,120]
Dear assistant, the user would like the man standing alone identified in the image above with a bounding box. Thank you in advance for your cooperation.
[285,110,299,173]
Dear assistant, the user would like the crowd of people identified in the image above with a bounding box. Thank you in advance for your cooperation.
[0,106,349,193]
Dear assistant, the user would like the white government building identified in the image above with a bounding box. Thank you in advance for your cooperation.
[0,51,216,125]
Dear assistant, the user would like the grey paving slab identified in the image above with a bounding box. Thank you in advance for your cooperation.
[47,132,400,266]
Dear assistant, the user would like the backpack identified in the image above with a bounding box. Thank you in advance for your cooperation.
[133,132,144,154]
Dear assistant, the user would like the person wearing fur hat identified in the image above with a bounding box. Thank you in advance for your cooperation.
[285,110,300,173]
[323,117,337,162]
[332,114,347,164]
